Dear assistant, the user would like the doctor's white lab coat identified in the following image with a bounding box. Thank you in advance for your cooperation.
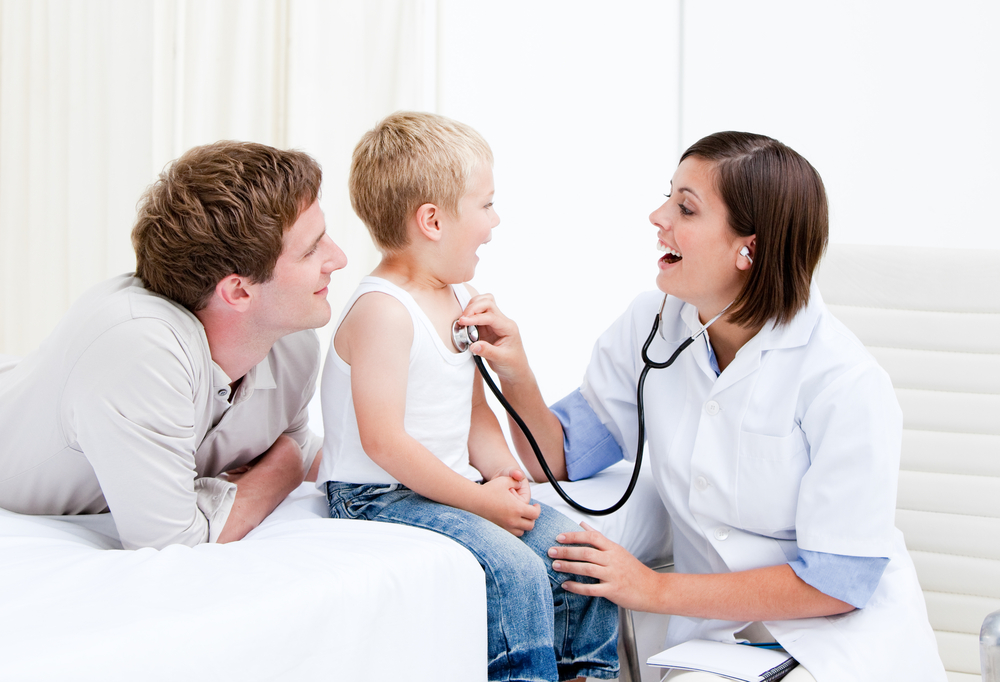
[578,284,945,681]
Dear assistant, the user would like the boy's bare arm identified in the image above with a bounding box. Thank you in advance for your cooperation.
[342,293,540,535]
[467,374,534,507]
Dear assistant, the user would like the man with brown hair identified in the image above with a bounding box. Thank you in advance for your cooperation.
[0,141,347,550]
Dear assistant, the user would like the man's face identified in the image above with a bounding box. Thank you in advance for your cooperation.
[252,199,347,335]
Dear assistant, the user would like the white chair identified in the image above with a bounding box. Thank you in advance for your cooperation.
[817,244,1000,681]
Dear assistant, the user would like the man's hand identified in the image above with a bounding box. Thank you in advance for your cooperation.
[216,434,304,543]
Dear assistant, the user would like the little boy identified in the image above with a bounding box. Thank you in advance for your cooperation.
[318,112,619,682]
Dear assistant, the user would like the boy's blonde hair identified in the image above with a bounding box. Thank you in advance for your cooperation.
[349,111,493,252]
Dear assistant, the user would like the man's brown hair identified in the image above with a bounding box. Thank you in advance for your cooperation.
[681,131,828,328]
[132,141,322,311]
[349,111,493,253]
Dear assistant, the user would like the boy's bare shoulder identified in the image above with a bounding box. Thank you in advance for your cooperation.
[335,291,415,367]
[342,290,412,333]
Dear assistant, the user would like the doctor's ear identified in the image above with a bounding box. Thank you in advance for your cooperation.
[414,203,443,242]
[214,274,253,311]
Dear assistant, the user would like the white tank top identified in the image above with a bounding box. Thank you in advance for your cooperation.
[318,277,481,485]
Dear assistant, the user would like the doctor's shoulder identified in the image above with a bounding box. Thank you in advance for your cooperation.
[798,307,899,406]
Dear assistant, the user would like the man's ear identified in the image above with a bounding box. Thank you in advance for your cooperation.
[215,274,253,311]
[413,202,443,242]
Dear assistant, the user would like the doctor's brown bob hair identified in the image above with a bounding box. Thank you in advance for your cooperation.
[681,131,828,329]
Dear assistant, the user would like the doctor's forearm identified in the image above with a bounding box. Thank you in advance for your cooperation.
[652,564,855,622]
[499,371,567,482]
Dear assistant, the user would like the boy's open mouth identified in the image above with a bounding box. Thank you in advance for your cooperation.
[657,241,683,264]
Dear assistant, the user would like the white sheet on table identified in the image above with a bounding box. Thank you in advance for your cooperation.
[0,483,486,682]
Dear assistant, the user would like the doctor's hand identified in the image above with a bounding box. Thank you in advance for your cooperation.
[549,522,659,611]
[478,475,541,537]
[458,294,528,383]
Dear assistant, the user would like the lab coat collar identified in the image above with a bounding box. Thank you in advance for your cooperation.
[756,280,825,352]
[679,280,825,393]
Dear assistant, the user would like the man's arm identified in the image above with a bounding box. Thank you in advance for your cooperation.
[216,435,305,543]
[69,322,234,548]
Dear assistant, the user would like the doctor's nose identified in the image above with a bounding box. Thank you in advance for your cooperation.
[649,200,671,230]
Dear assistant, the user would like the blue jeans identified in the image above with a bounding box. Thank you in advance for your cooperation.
[327,482,620,682]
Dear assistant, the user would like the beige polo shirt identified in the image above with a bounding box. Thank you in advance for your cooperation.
[0,275,321,549]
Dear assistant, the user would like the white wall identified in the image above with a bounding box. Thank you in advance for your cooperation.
[435,0,1000,403]
[2,0,997,405]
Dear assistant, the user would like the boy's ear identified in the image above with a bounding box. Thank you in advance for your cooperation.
[413,202,443,242]
[214,274,254,312]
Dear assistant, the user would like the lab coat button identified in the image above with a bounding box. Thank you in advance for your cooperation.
[704,400,720,415]
[714,527,730,541]
[695,476,709,491]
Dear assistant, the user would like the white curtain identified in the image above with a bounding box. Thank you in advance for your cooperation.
[0,0,434,356]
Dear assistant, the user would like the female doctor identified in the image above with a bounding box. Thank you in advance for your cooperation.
[460,132,945,681]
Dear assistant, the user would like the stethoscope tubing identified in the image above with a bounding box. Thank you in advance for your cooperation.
[473,294,721,516]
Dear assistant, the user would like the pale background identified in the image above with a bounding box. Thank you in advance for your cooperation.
[1,0,997,406]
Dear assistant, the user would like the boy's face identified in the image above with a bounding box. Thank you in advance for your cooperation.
[252,199,348,335]
[440,164,499,282]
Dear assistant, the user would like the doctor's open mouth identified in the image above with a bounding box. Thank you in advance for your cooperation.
[658,240,682,264]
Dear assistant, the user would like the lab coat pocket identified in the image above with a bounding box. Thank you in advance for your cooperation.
[737,428,809,533]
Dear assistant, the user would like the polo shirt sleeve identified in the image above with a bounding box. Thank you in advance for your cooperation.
[65,319,231,550]
[271,330,323,474]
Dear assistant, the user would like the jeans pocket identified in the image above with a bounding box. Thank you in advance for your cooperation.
[327,482,397,520]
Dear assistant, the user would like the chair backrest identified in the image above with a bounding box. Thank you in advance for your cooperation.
[816,244,1000,681]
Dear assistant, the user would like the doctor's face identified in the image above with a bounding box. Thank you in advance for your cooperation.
[650,156,750,320]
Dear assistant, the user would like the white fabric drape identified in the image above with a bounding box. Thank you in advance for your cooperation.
[0,0,434,356]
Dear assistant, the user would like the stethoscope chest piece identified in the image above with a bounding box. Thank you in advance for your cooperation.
[451,320,479,353]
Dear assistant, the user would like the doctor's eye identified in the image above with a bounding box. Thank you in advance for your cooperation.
[678,203,693,216]
[663,193,672,199]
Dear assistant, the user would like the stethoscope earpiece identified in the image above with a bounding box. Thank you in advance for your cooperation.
[739,246,753,264]
[451,319,479,353]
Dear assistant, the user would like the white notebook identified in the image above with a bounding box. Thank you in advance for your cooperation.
[647,639,799,682]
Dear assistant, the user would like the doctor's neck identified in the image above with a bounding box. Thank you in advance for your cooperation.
[700,307,762,373]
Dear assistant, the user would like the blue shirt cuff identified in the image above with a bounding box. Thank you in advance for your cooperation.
[551,389,624,481]
[789,549,889,609]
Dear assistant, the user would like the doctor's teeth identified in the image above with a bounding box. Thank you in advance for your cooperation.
[657,242,681,258]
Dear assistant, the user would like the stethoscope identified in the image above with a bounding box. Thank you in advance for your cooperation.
[450,246,752,516]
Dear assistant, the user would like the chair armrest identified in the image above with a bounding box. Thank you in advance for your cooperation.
[982,609,1000,681]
